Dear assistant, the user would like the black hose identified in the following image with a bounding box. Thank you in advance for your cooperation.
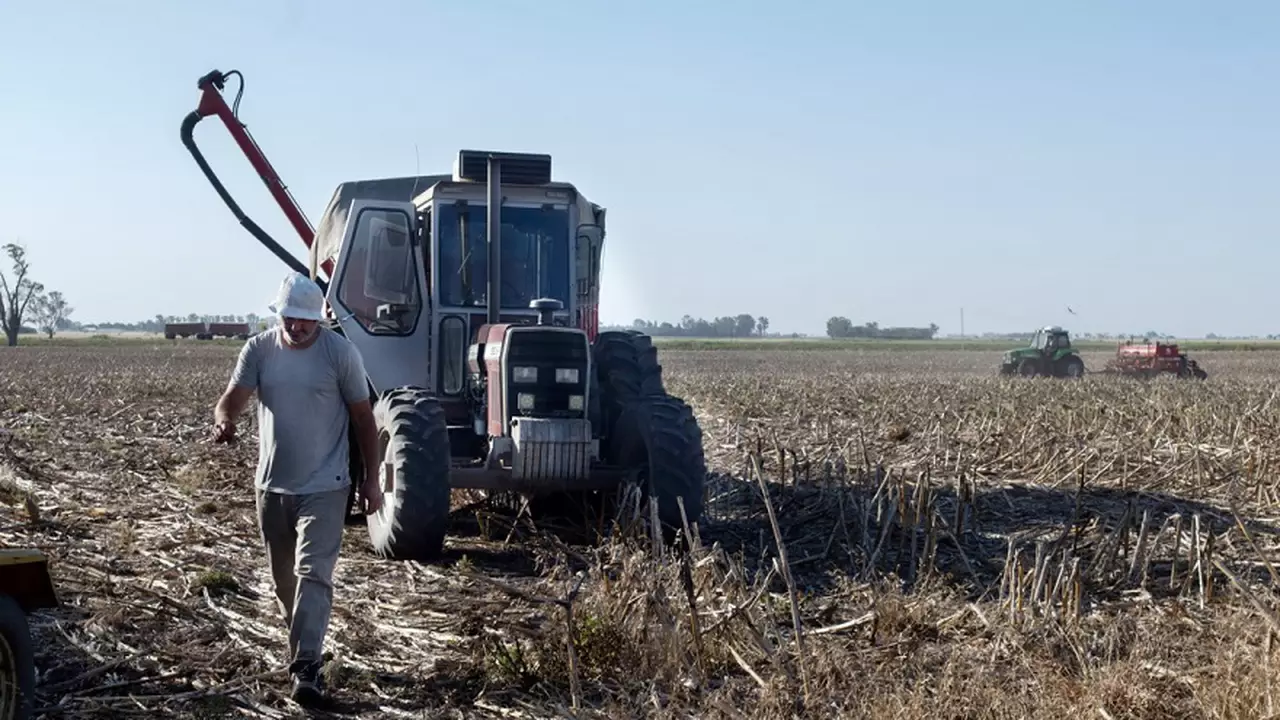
[222,70,245,117]
[180,110,327,294]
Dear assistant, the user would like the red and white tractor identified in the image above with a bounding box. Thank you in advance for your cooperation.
[181,69,706,561]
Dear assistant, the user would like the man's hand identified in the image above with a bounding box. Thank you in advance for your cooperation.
[357,473,384,515]
[347,397,383,515]
[213,384,253,445]
[212,419,237,444]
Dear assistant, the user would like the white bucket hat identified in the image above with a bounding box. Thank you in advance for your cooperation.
[268,272,325,321]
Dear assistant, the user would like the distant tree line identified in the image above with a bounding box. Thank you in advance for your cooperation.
[604,314,772,338]
[827,317,939,340]
[10,312,276,338]
[71,314,274,333]
[603,314,945,340]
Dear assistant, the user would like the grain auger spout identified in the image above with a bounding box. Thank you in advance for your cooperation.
[179,69,329,291]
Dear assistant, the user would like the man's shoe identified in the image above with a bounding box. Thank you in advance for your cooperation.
[290,660,327,708]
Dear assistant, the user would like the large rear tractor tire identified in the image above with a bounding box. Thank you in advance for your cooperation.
[0,594,35,720]
[365,387,452,562]
[1058,355,1085,379]
[607,394,707,543]
[592,330,665,431]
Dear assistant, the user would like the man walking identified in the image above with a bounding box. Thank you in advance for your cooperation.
[212,272,383,707]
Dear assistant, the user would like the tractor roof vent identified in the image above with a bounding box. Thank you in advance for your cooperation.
[454,150,552,185]
[530,298,563,326]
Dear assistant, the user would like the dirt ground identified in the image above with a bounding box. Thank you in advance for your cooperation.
[5,343,1280,718]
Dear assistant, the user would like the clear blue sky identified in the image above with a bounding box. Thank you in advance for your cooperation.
[1,1,1276,337]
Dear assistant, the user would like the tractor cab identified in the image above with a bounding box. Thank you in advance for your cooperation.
[1032,326,1071,354]
[306,151,607,401]
[1001,325,1085,378]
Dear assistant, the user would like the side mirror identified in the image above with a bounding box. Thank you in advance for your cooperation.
[576,224,604,245]
[576,224,604,285]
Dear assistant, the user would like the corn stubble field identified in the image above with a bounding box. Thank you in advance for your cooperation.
[5,342,1280,718]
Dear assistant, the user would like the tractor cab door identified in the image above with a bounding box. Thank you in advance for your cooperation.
[1032,330,1049,353]
[327,200,432,395]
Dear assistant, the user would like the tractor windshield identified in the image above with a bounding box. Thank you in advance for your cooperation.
[1034,331,1069,351]
[436,204,571,309]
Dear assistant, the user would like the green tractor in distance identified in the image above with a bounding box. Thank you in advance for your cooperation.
[999,325,1086,378]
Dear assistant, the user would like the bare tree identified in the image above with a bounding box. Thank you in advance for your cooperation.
[32,290,73,339]
[0,243,44,346]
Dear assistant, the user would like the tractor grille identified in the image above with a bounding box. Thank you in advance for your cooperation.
[505,330,589,420]
[510,418,592,481]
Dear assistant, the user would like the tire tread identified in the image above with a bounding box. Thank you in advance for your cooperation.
[368,386,451,562]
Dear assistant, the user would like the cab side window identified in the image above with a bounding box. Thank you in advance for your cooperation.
[338,208,421,335]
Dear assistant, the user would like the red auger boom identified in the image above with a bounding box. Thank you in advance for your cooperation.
[179,70,333,287]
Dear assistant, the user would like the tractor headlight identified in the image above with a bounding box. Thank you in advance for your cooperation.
[512,366,538,383]
[555,367,579,384]
[568,394,585,411]
[517,393,536,411]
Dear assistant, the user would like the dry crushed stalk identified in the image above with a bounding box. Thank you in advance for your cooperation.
[750,452,810,705]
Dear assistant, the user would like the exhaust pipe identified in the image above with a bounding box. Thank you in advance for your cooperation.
[486,156,502,325]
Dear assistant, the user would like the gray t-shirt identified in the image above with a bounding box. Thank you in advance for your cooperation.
[229,327,370,495]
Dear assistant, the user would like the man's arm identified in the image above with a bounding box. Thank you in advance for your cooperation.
[214,383,255,441]
[337,340,383,513]
[348,398,382,506]
[213,340,259,443]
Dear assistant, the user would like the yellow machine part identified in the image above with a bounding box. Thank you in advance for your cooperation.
[0,549,57,612]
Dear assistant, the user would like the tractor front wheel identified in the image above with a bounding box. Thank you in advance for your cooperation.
[365,387,452,562]
[1017,358,1040,377]
[607,394,707,542]
[0,594,35,720]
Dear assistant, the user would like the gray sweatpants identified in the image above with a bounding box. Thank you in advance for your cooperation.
[255,487,348,668]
